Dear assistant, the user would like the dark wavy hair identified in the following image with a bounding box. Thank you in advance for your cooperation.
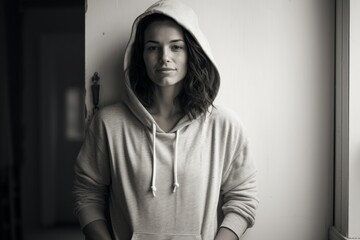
[128,13,219,119]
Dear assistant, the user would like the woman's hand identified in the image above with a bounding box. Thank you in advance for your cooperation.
[214,227,239,240]
[83,219,112,240]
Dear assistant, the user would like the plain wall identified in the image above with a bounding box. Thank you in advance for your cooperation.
[349,0,360,237]
[85,1,335,239]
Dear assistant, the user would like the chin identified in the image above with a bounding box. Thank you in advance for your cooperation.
[153,78,183,87]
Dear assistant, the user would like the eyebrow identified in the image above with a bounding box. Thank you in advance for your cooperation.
[144,39,185,44]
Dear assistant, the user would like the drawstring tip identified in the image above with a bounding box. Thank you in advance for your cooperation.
[173,183,180,193]
[151,186,157,197]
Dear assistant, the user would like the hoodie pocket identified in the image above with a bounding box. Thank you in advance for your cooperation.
[131,232,202,240]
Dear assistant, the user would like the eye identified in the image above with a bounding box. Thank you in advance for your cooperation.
[171,45,184,51]
[146,46,157,51]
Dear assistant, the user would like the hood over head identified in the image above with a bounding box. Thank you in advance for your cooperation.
[123,0,220,134]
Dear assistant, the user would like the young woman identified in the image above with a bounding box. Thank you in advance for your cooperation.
[73,1,258,239]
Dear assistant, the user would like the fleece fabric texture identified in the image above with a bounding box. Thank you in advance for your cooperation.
[73,0,258,239]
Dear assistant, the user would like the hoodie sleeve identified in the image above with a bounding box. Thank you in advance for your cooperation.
[220,127,258,238]
[72,114,111,229]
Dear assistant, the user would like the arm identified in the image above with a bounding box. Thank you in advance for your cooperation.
[83,220,112,240]
[73,115,112,235]
[219,127,258,239]
[214,227,239,240]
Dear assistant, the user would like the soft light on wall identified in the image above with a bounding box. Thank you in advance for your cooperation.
[85,1,335,239]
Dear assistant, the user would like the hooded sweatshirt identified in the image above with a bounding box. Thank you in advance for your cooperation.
[73,1,258,239]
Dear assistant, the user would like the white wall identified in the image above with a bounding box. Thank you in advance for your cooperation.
[349,0,360,237]
[86,1,335,239]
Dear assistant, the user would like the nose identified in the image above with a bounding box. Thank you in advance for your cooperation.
[159,47,170,63]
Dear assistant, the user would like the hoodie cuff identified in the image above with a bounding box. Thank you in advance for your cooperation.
[77,205,107,229]
[220,212,249,239]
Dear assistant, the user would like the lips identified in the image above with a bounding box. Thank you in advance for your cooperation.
[156,67,176,72]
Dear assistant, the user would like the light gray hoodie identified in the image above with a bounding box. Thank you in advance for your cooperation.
[73,1,258,239]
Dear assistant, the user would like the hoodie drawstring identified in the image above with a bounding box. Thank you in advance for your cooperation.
[173,130,180,193]
[150,123,180,197]
[151,123,157,197]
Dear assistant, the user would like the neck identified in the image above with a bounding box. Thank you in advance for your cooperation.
[150,82,183,118]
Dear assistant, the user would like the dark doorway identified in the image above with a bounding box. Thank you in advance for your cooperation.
[20,1,84,239]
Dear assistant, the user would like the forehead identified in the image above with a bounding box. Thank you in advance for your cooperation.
[144,20,184,41]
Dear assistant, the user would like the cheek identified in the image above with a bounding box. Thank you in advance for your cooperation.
[181,55,188,72]
[143,54,154,71]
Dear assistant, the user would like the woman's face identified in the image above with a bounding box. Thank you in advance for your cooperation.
[143,20,188,87]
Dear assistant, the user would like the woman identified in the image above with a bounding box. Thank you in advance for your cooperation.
[73,0,258,239]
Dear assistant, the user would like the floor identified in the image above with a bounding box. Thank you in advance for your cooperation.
[24,227,84,240]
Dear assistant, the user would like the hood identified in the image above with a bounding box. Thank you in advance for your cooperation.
[123,0,220,134]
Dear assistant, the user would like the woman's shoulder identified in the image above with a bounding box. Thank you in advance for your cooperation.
[96,102,128,118]
[208,105,249,135]
[207,105,249,144]
[90,101,131,127]
[209,105,245,127]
